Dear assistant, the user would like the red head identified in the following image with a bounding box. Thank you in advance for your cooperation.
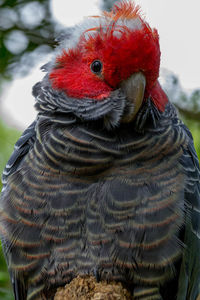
[49,1,168,112]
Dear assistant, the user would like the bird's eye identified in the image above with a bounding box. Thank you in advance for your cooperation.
[90,60,102,74]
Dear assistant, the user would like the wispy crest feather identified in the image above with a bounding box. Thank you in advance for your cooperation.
[103,1,142,21]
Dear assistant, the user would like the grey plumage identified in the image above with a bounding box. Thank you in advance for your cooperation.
[1,2,200,300]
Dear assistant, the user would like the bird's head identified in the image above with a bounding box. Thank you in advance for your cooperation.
[35,1,168,129]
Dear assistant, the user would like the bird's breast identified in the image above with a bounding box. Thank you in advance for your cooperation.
[2,119,188,288]
[28,120,187,281]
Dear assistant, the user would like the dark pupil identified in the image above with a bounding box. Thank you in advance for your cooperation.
[91,60,102,73]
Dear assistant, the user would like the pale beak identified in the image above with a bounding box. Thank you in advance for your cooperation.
[120,72,146,123]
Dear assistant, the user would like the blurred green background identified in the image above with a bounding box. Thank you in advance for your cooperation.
[0,0,199,299]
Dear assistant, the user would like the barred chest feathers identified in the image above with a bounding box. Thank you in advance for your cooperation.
[19,110,187,286]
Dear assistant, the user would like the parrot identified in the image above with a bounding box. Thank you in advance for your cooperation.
[0,1,200,299]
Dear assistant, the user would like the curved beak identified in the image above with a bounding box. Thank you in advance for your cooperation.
[120,72,146,123]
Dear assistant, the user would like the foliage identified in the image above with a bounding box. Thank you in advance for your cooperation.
[0,0,57,84]
[183,117,200,158]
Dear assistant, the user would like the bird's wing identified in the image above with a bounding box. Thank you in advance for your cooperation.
[1,120,36,300]
[2,120,36,190]
[177,124,200,300]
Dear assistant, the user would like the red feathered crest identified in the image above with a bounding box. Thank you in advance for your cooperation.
[103,1,141,21]
[50,1,168,111]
